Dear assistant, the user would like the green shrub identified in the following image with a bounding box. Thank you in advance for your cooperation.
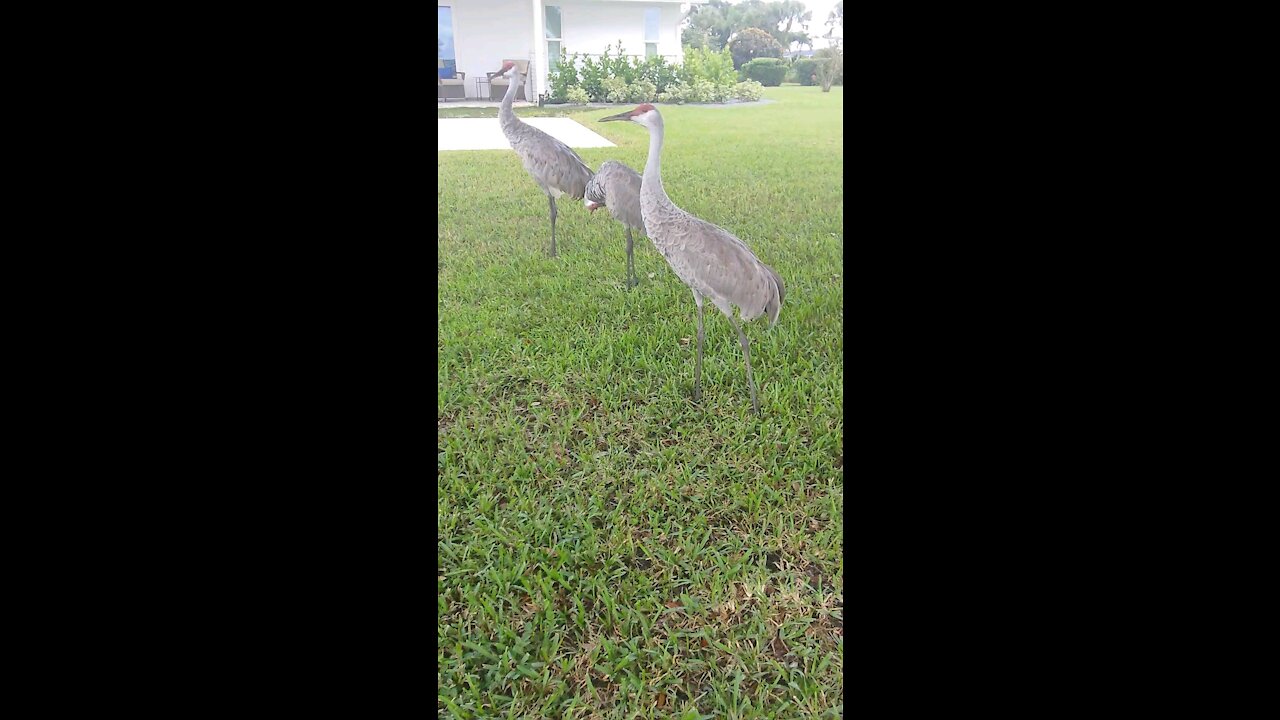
[545,46,756,104]
[742,58,787,86]
[688,80,712,103]
[579,54,606,101]
[548,50,580,100]
[790,58,819,86]
[733,80,764,101]
[685,79,716,103]
[628,79,657,103]
[634,55,679,93]
[680,46,737,86]
[657,81,688,104]
[602,77,629,103]
[602,41,637,84]
[728,28,784,69]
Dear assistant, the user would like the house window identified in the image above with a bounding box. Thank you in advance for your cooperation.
[438,6,456,79]
[644,7,659,58]
[545,5,562,71]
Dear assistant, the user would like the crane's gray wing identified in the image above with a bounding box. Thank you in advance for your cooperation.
[660,213,783,326]
[508,122,593,200]
[597,161,645,232]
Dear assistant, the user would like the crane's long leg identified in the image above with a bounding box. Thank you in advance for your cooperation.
[727,314,760,416]
[625,227,637,289]
[548,195,558,257]
[693,293,705,402]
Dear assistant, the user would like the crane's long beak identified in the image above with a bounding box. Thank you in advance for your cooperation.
[598,111,632,122]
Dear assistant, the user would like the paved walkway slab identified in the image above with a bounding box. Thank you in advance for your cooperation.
[438,118,616,151]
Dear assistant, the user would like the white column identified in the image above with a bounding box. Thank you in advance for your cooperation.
[531,0,545,100]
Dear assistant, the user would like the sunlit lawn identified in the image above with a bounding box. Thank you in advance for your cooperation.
[438,85,844,719]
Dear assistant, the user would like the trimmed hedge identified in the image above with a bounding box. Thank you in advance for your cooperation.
[742,57,787,87]
[791,58,819,86]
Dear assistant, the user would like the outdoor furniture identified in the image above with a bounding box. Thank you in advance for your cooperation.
[438,71,466,101]
[487,59,528,102]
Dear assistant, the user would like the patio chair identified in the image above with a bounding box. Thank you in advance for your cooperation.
[487,59,528,102]
[438,71,466,101]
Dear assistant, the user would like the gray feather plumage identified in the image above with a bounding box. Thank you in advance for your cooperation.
[642,188,784,327]
[624,110,782,328]
[498,68,593,200]
[585,160,645,232]
[604,104,782,414]
[491,63,593,258]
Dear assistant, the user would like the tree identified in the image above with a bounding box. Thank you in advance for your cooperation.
[681,25,713,50]
[771,0,812,36]
[683,0,738,52]
[814,46,843,92]
[682,1,816,54]
[728,27,784,70]
[819,1,843,55]
[731,0,773,34]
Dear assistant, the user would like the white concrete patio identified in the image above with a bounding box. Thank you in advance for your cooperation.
[438,118,616,151]
[437,100,535,109]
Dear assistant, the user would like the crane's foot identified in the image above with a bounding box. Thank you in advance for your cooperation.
[625,276,640,290]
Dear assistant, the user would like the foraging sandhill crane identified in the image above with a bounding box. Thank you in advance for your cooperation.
[584,160,646,289]
[492,60,593,257]
[599,104,784,416]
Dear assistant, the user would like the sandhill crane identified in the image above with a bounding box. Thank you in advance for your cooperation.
[584,160,646,289]
[492,61,593,257]
[599,104,784,416]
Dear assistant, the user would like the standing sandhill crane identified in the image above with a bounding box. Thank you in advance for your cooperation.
[492,60,593,257]
[600,104,784,416]
[584,160,647,289]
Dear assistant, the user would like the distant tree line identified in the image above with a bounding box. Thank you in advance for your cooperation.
[682,0,817,53]
[682,0,843,90]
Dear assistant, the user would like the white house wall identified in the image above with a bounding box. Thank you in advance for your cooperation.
[443,1,692,100]
[447,0,536,99]
[551,1,686,69]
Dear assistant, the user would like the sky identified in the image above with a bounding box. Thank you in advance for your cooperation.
[800,1,840,32]
[801,0,842,48]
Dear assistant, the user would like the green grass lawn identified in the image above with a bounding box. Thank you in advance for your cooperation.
[438,86,843,719]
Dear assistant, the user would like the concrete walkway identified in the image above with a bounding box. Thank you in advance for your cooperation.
[438,118,616,151]
[438,99,775,112]
[437,100,535,109]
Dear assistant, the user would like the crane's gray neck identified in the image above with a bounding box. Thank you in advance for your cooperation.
[643,116,668,203]
[499,69,522,126]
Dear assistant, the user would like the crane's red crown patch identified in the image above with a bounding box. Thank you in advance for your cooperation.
[631,103,656,115]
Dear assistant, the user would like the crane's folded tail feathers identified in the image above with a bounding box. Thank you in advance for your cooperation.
[584,175,606,205]
[764,264,785,328]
